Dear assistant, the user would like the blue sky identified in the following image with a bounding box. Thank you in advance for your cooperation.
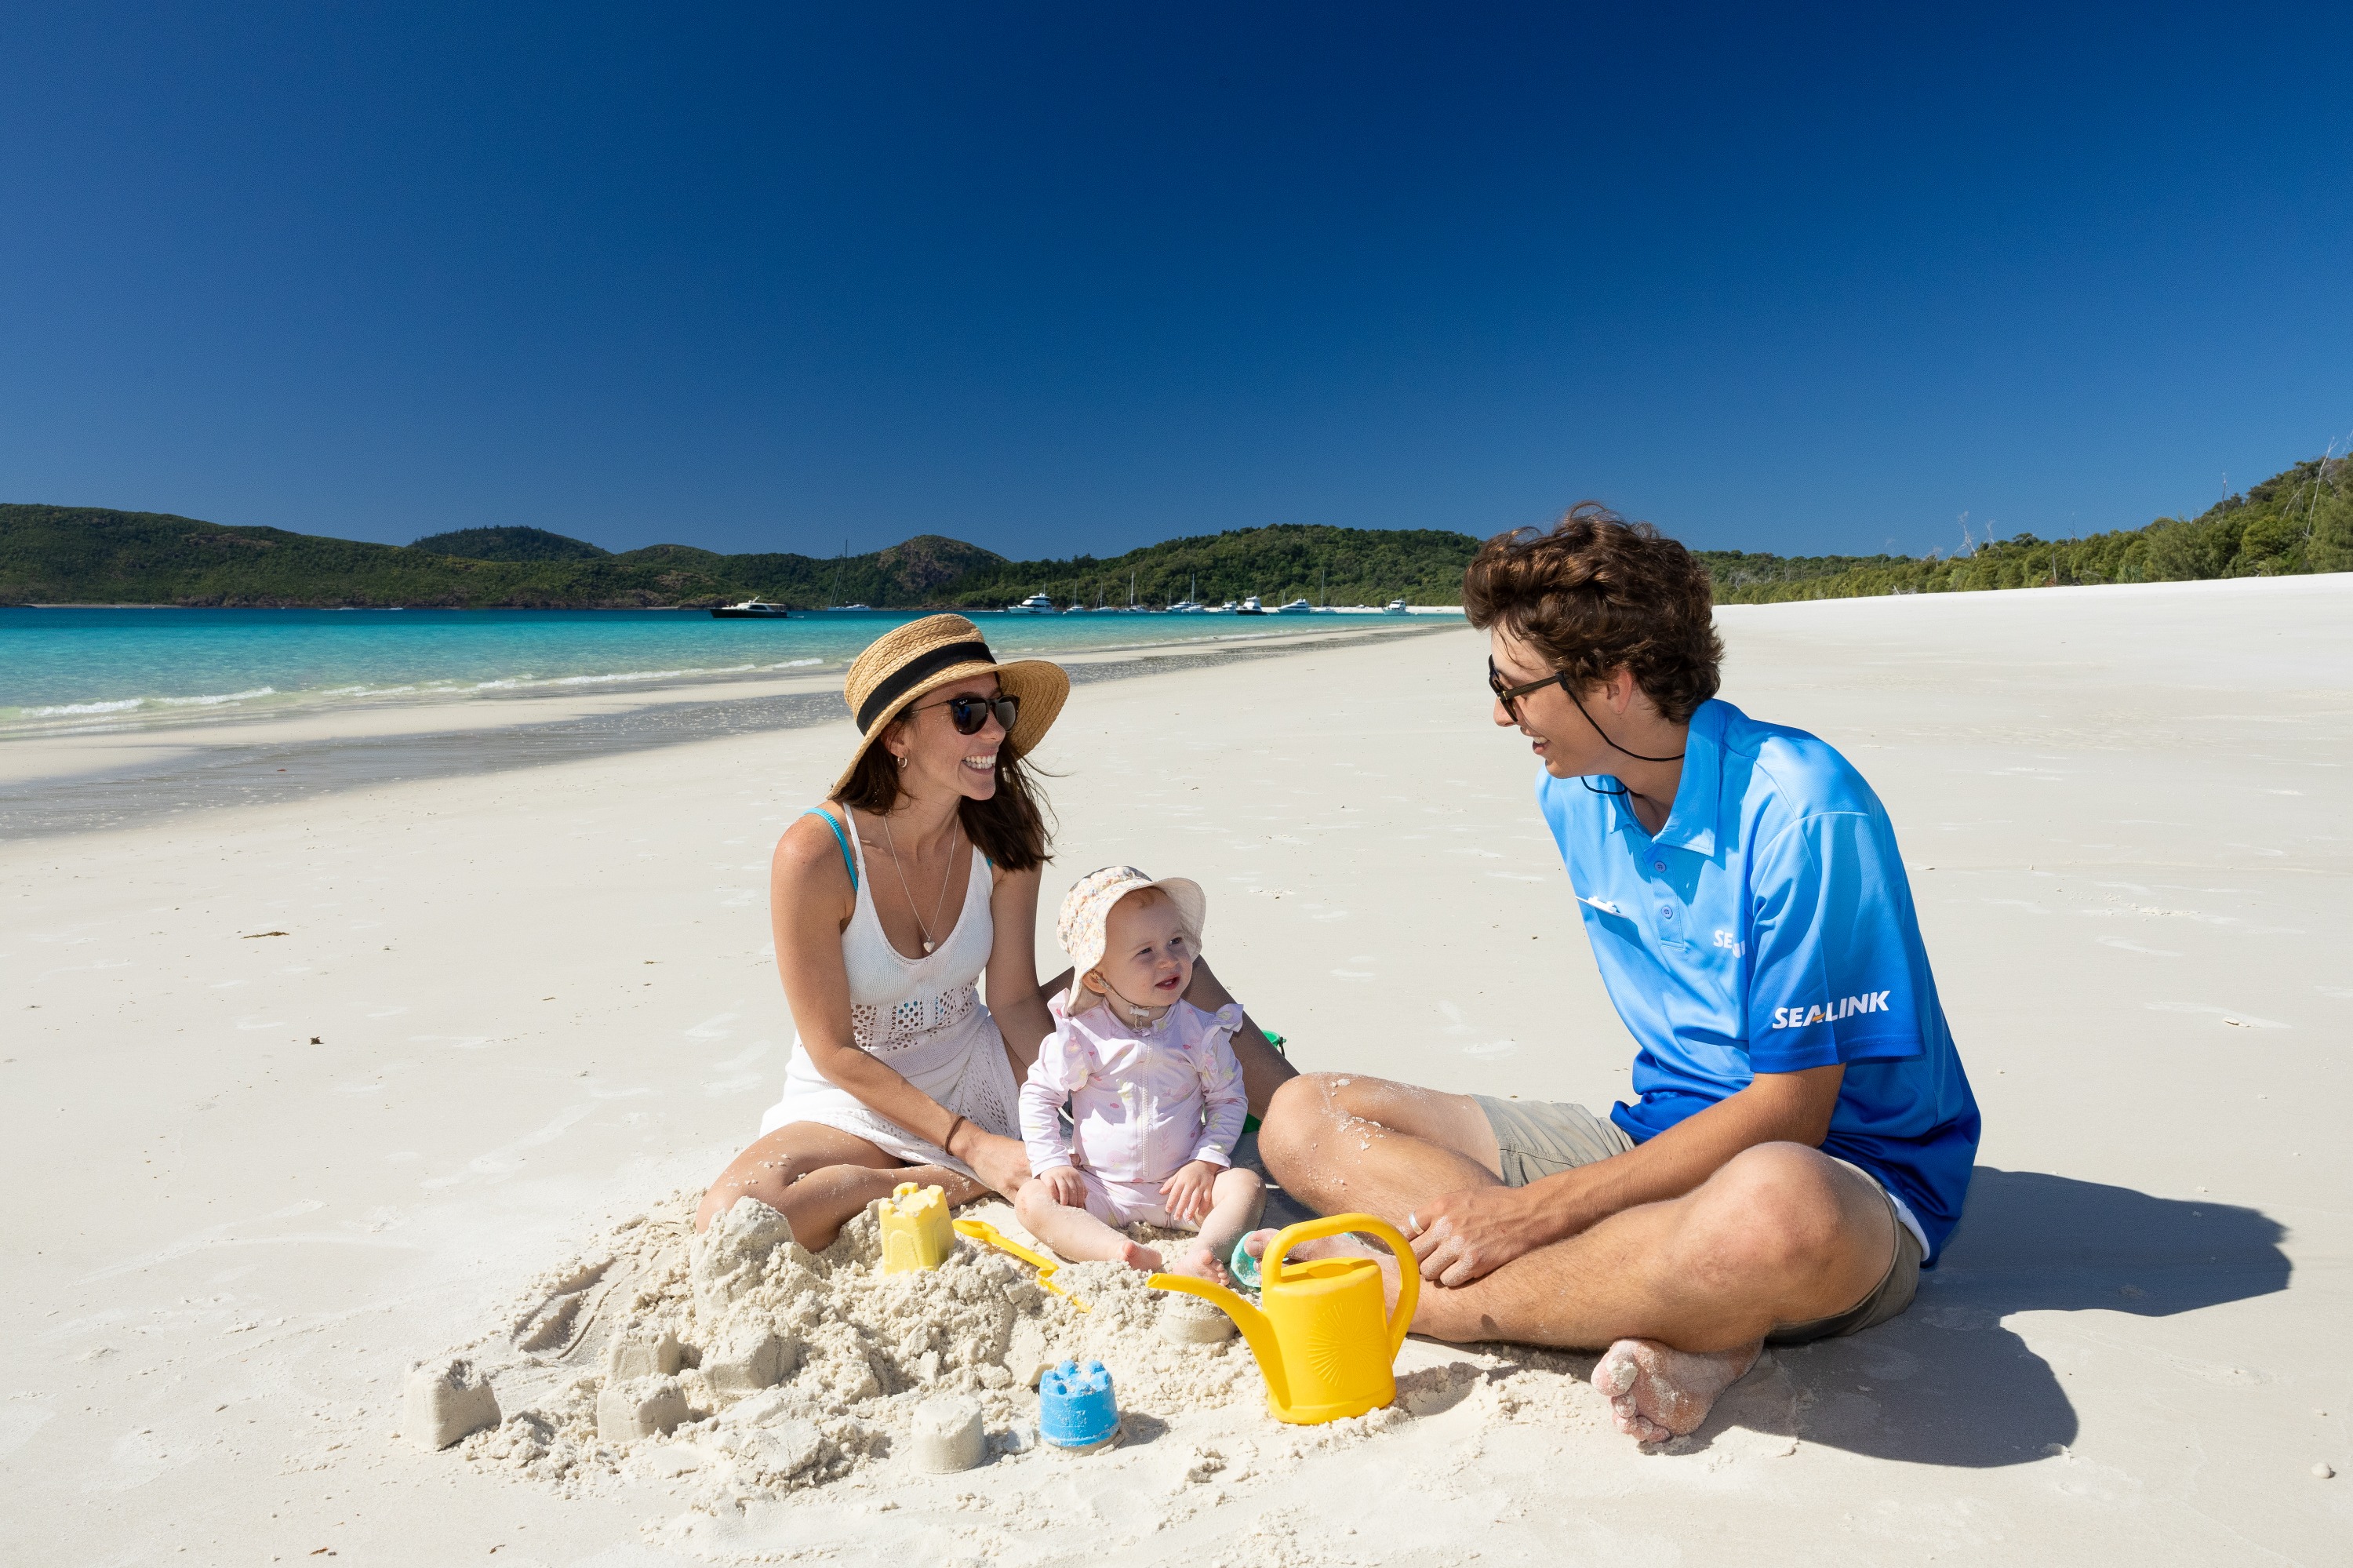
[2,3,2347,561]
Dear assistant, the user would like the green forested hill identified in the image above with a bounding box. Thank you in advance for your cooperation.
[0,507,1474,608]
[5,452,2346,608]
[937,524,1481,609]
[0,507,1015,608]
[410,526,611,562]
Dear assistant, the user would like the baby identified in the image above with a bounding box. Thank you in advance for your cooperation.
[1015,865,1264,1281]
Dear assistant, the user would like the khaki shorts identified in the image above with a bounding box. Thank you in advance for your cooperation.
[1470,1094,1922,1346]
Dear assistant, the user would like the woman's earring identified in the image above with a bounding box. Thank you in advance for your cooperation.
[893,753,907,768]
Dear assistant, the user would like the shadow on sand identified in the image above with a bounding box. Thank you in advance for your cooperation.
[1701,1166,2292,1467]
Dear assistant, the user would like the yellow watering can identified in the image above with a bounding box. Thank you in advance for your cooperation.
[1149,1213,1419,1425]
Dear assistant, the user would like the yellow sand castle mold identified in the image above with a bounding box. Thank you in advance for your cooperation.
[879,1181,954,1273]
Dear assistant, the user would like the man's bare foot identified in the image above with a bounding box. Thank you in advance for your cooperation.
[1166,1240,1231,1284]
[1592,1337,1761,1444]
[1116,1239,1165,1273]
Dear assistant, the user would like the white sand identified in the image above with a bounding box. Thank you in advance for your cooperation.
[3,575,2348,1563]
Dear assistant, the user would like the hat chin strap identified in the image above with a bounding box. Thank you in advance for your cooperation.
[1091,972,1169,1029]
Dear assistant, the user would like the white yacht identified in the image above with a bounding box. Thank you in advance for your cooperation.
[710,598,789,619]
[1274,598,1314,614]
[1006,593,1057,614]
[1235,595,1266,615]
[1381,598,1410,615]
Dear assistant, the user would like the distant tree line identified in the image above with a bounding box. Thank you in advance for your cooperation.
[1697,453,2351,602]
[4,453,2344,609]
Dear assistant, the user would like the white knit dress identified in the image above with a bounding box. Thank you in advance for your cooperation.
[757,805,1021,1175]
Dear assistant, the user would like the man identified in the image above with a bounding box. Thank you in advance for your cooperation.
[1255,505,1980,1443]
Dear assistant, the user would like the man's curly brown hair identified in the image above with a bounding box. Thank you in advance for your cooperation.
[1462,502,1724,725]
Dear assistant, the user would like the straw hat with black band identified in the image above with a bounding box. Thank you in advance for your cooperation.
[832,614,1071,795]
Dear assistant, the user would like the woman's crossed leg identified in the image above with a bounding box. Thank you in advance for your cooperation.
[696,1120,986,1250]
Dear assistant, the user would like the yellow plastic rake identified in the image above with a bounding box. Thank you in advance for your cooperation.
[953,1217,1091,1312]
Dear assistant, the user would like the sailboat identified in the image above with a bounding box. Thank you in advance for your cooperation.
[1169,573,1206,613]
[824,539,871,610]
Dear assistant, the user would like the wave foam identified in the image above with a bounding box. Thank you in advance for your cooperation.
[155,686,277,708]
[23,697,146,717]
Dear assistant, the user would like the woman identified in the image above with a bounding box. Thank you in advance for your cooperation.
[697,614,1289,1247]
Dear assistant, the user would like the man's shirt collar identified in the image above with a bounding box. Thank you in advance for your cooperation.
[1613,698,1725,857]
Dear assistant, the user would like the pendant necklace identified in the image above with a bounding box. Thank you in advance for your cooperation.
[881,812,958,955]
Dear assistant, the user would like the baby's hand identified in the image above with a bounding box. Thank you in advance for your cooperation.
[1159,1160,1220,1225]
[1035,1165,1089,1209]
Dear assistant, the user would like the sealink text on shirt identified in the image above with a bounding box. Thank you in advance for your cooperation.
[1770,991,1893,1029]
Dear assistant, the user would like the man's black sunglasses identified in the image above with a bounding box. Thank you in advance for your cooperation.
[1488,658,1571,722]
[912,692,1020,735]
[1486,657,1685,766]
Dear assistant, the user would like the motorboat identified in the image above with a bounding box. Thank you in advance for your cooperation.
[1382,599,1411,615]
[1169,599,1206,613]
[826,602,872,612]
[1274,598,1314,614]
[1235,595,1266,615]
[711,598,790,618]
[1006,593,1057,614]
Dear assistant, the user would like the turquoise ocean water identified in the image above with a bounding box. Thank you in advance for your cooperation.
[0,607,1449,735]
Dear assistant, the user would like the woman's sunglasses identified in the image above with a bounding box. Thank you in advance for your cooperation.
[913,692,1020,735]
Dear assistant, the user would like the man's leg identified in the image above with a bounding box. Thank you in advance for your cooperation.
[1255,1071,1505,1221]
[1417,1141,1893,1437]
[1258,1075,1898,1441]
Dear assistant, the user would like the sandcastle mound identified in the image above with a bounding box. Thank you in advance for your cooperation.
[426,1191,1269,1504]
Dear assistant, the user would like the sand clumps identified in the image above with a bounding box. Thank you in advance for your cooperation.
[420,1188,1626,1553]
[907,1393,987,1472]
[405,1356,501,1450]
[434,1191,1267,1504]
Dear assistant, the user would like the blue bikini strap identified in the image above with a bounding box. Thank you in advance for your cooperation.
[802,807,856,890]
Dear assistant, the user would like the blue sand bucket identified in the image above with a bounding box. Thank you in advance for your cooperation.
[1038,1359,1118,1450]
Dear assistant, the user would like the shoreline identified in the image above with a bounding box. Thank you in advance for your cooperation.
[0,617,1462,840]
[0,606,1457,742]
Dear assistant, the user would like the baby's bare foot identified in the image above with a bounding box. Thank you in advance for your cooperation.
[1166,1242,1231,1284]
[1240,1227,1372,1261]
[1592,1337,1760,1444]
[1116,1239,1165,1273]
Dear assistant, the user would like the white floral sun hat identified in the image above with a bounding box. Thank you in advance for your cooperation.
[1056,864,1207,1012]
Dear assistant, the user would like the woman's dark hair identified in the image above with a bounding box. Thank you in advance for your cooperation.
[834,725,1054,873]
[1462,502,1724,724]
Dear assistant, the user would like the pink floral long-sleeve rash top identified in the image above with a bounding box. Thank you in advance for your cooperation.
[1019,992,1249,1184]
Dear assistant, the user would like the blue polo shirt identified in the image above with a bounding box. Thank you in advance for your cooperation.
[1534,698,1980,1261]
